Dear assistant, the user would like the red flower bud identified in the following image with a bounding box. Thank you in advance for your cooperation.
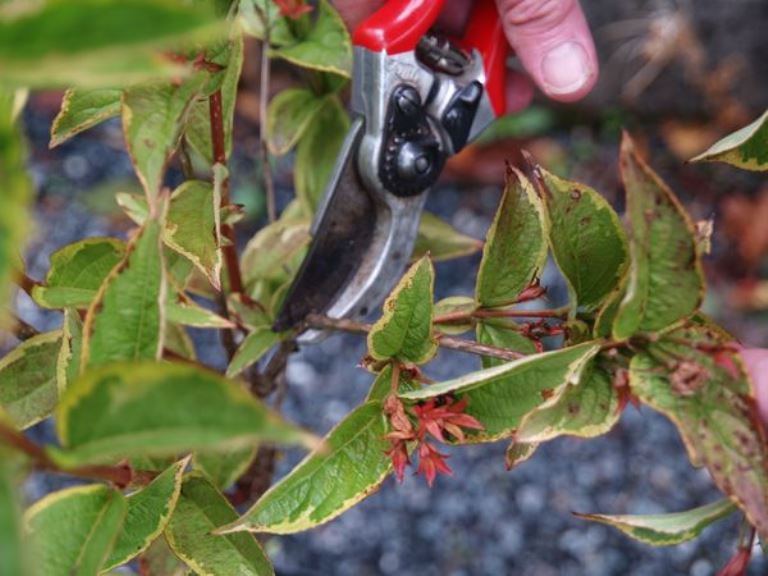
[274,0,312,20]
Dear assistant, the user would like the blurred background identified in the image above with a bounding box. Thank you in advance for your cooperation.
[17,0,768,573]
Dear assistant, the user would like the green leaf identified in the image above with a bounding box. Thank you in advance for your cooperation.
[433,296,476,336]
[104,457,188,570]
[575,499,737,546]
[368,256,437,364]
[0,331,62,429]
[56,308,84,394]
[294,95,349,214]
[0,0,222,89]
[238,0,295,47]
[0,91,32,327]
[123,73,208,206]
[365,363,419,402]
[228,293,271,330]
[116,189,227,298]
[165,321,197,361]
[116,191,150,225]
[270,0,351,77]
[476,168,547,308]
[241,218,310,290]
[25,485,127,576]
[185,34,244,165]
[593,287,625,338]
[166,180,222,290]
[612,133,705,340]
[504,441,538,471]
[82,221,165,368]
[401,342,600,442]
[140,537,189,576]
[0,458,31,576]
[9,88,27,123]
[691,109,768,171]
[49,88,121,148]
[536,166,628,311]
[194,445,257,490]
[515,365,620,443]
[218,401,390,535]
[165,247,196,287]
[167,294,234,329]
[55,361,314,466]
[630,325,768,540]
[476,320,538,368]
[165,474,274,575]
[226,326,280,377]
[266,88,327,155]
[31,237,126,309]
[413,212,483,263]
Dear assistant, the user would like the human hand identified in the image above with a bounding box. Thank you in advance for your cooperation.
[333,0,599,112]
[741,349,768,425]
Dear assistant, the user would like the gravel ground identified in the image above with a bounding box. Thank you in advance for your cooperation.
[18,104,768,575]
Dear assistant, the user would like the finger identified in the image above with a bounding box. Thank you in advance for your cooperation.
[741,348,768,425]
[505,70,534,113]
[437,0,474,34]
[334,0,385,31]
[496,0,598,102]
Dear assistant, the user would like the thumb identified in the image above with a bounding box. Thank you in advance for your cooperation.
[496,0,598,102]
[334,0,384,31]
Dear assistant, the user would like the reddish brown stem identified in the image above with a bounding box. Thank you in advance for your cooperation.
[209,89,246,298]
[11,315,39,341]
[0,421,154,487]
[432,310,474,325]
[433,306,568,326]
[68,464,133,489]
[305,314,524,362]
[390,362,401,394]
[0,422,51,465]
[474,308,568,320]
[15,272,41,298]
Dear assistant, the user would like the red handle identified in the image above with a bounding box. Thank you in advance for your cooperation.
[456,0,509,116]
[353,0,446,54]
[354,0,508,116]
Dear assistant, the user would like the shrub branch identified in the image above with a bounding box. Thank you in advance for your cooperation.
[0,421,155,488]
[305,313,524,362]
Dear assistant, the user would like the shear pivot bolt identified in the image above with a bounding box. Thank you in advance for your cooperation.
[397,141,435,180]
[394,86,421,118]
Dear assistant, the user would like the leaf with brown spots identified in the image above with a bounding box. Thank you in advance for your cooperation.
[516,364,621,443]
[630,325,768,541]
[475,167,548,308]
[535,165,628,311]
[368,256,437,365]
[613,133,705,340]
[122,74,208,209]
[401,342,600,443]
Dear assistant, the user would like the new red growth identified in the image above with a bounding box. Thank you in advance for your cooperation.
[384,394,483,487]
[275,0,312,19]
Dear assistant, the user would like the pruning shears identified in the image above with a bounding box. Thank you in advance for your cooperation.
[274,0,509,336]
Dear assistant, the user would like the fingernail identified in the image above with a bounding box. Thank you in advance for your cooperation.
[541,41,592,95]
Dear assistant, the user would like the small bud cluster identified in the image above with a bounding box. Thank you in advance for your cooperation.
[384,394,483,487]
[275,0,313,19]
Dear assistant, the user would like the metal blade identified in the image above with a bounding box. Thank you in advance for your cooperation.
[273,118,371,332]
[274,117,427,336]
